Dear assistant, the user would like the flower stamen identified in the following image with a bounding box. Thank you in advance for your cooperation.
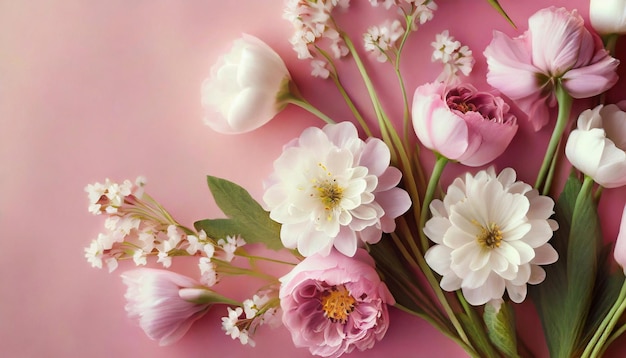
[476,223,503,249]
[320,285,356,324]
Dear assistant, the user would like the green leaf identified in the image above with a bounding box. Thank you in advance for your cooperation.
[486,0,516,28]
[529,174,603,357]
[566,176,601,354]
[458,313,500,358]
[194,176,283,251]
[484,302,519,358]
[581,244,625,346]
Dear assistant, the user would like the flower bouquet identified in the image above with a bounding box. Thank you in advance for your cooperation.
[83,0,626,357]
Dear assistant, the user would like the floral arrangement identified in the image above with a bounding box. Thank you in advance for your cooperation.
[83,0,626,357]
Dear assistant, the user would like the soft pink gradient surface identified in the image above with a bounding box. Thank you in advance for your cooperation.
[1,1,626,357]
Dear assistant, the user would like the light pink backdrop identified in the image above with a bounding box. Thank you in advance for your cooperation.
[2,0,625,357]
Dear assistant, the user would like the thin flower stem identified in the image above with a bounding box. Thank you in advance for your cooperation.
[419,155,449,252]
[393,216,474,350]
[602,323,626,356]
[315,46,373,137]
[394,303,480,358]
[535,83,572,193]
[285,96,336,124]
[238,253,298,266]
[604,33,620,57]
[341,29,423,227]
[456,292,500,358]
[582,280,626,358]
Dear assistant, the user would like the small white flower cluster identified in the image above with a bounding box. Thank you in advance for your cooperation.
[84,177,246,285]
[368,0,437,30]
[363,20,405,62]
[363,1,437,62]
[221,293,281,347]
[284,0,350,78]
[431,30,474,84]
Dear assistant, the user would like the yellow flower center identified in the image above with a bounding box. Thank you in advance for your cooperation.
[320,285,356,324]
[477,222,503,249]
[313,163,344,211]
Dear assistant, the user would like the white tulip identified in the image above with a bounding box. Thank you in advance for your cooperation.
[201,34,292,134]
[590,0,626,35]
[565,104,626,188]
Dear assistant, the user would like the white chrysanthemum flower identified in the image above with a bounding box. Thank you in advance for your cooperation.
[424,167,559,306]
[263,122,411,257]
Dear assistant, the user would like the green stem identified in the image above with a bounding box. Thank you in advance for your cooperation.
[604,33,620,57]
[534,83,572,193]
[583,280,626,358]
[238,253,298,266]
[315,46,373,137]
[419,155,449,252]
[285,96,336,125]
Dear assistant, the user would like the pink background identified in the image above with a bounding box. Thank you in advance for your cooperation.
[2,0,625,357]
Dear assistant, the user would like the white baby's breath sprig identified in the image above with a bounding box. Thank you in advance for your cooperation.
[431,30,474,84]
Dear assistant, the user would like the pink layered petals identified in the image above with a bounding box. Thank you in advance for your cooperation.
[412,82,518,167]
[279,249,394,357]
[121,269,211,346]
[484,7,619,131]
[263,122,411,257]
[614,204,626,273]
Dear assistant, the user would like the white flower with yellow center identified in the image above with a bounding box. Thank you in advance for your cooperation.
[424,167,559,306]
[263,122,411,257]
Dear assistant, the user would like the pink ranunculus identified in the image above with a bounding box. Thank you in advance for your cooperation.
[484,6,620,132]
[614,204,626,273]
[122,269,217,346]
[279,249,395,358]
[411,82,518,167]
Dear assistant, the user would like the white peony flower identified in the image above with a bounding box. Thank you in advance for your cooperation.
[565,104,626,188]
[263,122,411,257]
[201,34,292,134]
[424,167,559,306]
[590,0,626,35]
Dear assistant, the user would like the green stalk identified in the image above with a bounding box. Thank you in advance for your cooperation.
[419,154,449,252]
[285,96,336,124]
[534,83,572,193]
[315,46,373,137]
[583,280,626,358]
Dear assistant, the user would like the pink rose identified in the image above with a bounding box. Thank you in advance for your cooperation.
[614,204,626,273]
[411,82,518,167]
[484,7,619,131]
[279,249,395,358]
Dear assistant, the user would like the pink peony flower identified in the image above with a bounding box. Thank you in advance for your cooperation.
[122,268,232,346]
[279,249,395,358]
[614,204,626,273]
[411,82,518,167]
[263,121,411,257]
[484,7,619,131]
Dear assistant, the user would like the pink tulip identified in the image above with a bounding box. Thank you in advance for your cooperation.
[279,249,394,358]
[122,269,234,346]
[615,204,626,273]
[411,82,518,167]
[484,7,619,131]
